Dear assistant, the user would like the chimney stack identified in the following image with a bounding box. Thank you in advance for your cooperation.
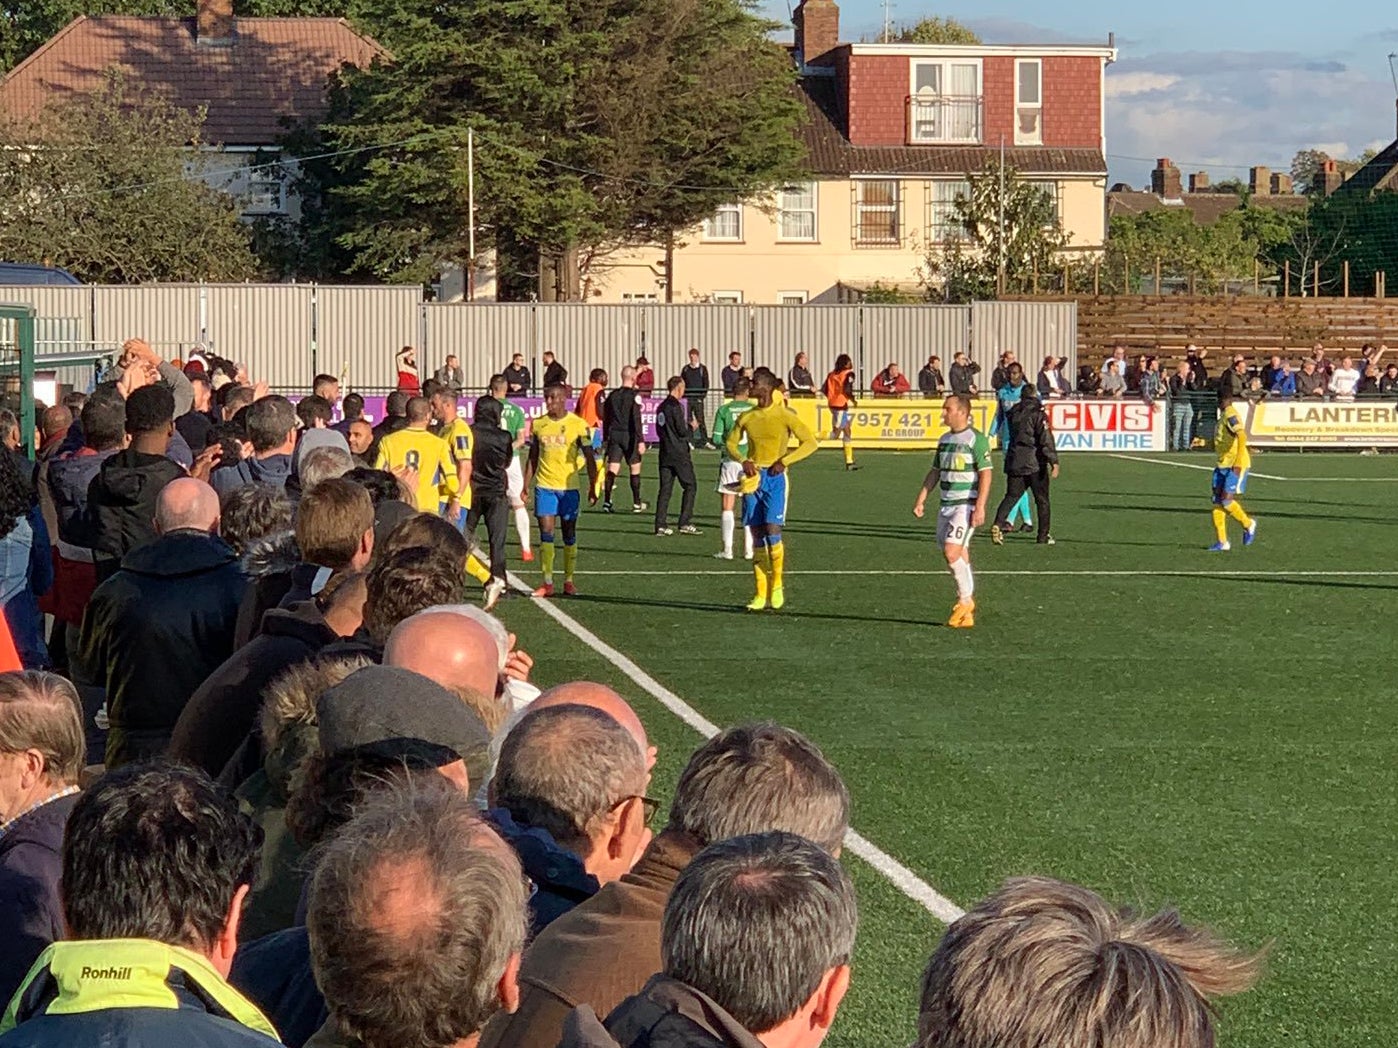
[1271,172,1293,195]
[196,0,234,44]
[1249,166,1271,196]
[1188,171,1210,193]
[1318,159,1344,197]
[794,0,840,67]
[1150,158,1182,200]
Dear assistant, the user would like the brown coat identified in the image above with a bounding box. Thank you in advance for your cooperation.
[478,831,701,1048]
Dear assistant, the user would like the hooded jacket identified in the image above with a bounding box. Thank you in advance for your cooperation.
[167,601,339,780]
[0,939,280,1048]
[213,454,294,499]
[0,792,79,1007]
[557,976,765,1048]
[480,831,701,1048]
[84,448,185,579]
[487,807,600,938]
[1002,396,1059,477]
[75,530,247,769]
[234,532,300,650]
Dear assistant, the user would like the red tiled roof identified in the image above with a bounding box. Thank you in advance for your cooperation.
[1107,190,1308,224]
[0,16,384,145]
[797,75,1106,178]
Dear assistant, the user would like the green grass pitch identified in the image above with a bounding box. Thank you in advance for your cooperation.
[493,448,1398,1048]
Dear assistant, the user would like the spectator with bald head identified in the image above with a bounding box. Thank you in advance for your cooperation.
[75,476,247,768]
[385,608,512,734]
[489,703,651,936]
[480,722,848,1048]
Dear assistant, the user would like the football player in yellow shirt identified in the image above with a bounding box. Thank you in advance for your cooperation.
[526,383,599,597]
[374,396,459,514]
[1209,394,1257,551]
[428,383,474,521]
[725,369,819,611]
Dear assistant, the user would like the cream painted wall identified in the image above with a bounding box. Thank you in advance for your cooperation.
[590,176,1105,305]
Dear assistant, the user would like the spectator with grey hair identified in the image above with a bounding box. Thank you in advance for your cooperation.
[915,876,1263,1048]
[489,703,650,936]
[480,722,848,1048]
[213,395,298,497]
[0,672,85,1004]
[306,779,529,1048]
[75,477,246,768]
[295,446,353,495]
[219,483,293,558]
[560,831,856,1048]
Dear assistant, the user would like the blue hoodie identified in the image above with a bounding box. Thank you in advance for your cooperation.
[212,454,294,498]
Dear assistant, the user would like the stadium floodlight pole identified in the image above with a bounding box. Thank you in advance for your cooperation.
[467,126,477,303]
[998,135,1006,296]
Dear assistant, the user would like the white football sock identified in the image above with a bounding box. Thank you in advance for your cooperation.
[513,506,532,553]
[721,510,735,555]
[950,558,974,602]
[743,524,754,558]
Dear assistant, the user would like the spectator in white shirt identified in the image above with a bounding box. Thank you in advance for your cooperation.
[1331,355,1361,400]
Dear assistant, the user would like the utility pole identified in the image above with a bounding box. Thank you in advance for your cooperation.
[467,127,476,302]
[997,135,1006,296]
[882,0,893,42]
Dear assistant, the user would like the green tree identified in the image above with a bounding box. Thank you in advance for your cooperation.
[0,72,259,282]
[1290,147,1380,197]
[296,0,804,296]
[880,15,980,44]
[920,160,1066,302]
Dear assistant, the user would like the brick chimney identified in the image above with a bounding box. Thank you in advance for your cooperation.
[1188,171,1210,193]
[1150,158,1182,200]
[794,0,840,66]
[1318,159,1344,197]
[196,0,234,44]
[1271,172,1293,195]
[1249,166,1271,196]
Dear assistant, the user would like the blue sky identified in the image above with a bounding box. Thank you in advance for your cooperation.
[762,0,1398,186]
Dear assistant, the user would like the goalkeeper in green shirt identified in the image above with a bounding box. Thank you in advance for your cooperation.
[711,376,755,560]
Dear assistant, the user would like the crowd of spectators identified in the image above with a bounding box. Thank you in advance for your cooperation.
[0,337,1269,1048]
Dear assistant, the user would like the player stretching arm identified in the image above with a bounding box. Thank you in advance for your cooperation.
[725,369,819,612]
[528,383,599,597]
[912,394,993,629]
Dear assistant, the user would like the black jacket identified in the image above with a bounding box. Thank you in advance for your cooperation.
[75,530,247,768]
[232,928,324,1048]
[84,448,185,577]
[544,361,568,387]
[680,364,709,399]
[719,366,742,396]
[557,975,765,1048]
[603,388,644,444]
[655,397,692,465]
[503,364,532,397]
[918,365,944,394]
[233,531,300,650]
[949,361,979,394]
[1003,398,1059,476]
[167,600,338,780]
[470,424,513,500]
[0,792,78,1007]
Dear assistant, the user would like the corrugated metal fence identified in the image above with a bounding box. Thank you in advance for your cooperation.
[0,284,1075,394]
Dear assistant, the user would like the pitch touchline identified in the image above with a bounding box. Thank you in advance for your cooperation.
[554,569,1398,578]
[506,572,967,925]
[1107,453,1398,482]
[1107,453,1288,480]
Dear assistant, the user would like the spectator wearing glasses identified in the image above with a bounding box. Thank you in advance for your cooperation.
[489,702,651,937]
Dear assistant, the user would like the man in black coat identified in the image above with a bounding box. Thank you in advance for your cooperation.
[84,384,187,582]
[652,377,700,536]
[75,477,247,768]
[990,387,1059,546]
[468,396,514,611]
[680,349,710,448]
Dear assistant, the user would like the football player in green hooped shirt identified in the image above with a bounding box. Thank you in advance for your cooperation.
[711,376,755,560]
[490,373,534,562]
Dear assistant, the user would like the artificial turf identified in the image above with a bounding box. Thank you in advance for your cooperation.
[494,448,1398,1048]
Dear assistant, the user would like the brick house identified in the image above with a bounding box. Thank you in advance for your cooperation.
[0,0,383,221]
[594,0,1115,304]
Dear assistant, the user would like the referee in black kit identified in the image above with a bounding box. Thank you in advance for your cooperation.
[991,386,1059,546]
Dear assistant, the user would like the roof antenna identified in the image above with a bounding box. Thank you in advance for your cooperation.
[1389,54,1398,138]
[883,0,893,42]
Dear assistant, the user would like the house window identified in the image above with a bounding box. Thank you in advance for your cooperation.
[1015,59,1043,146]
[908,60,981,144]
[712,290,744,304]
[1027,180,1060,226]
[777,183,818,241]
[778,291,808,305]
[621,292,660,302]
[855,180,901,245]
[701,203,743,241]
[242,176,286,216]
[927,180,971,242]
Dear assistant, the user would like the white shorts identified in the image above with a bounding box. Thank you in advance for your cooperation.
[717,459,743,494]
[507,459,524,502]
[937,504,975,548]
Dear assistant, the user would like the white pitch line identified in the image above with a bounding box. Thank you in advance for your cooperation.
[1107,453,1288,480]
[507,572,968,925]
[540,569,1398,578]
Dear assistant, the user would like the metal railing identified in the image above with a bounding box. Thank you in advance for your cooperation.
[906,94,983,144]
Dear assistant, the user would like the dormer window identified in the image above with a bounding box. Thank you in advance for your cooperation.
[907,60,981,144]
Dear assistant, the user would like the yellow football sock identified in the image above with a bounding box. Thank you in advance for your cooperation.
[753,547,771,602]
[466,555,491,584]
[1227,502,1253,530]
[843,443,854,465]
[539,541,556,582]
[1211,508,1228,543]
[563,543,577,581]
[769,540,785,589]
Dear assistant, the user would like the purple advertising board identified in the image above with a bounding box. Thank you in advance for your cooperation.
[353,395,667,443]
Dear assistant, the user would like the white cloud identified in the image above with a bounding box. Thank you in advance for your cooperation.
[1106,72,1181,98]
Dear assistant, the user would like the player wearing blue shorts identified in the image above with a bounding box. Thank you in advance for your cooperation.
[527,384,599,596]
[1210,396,1257,551]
